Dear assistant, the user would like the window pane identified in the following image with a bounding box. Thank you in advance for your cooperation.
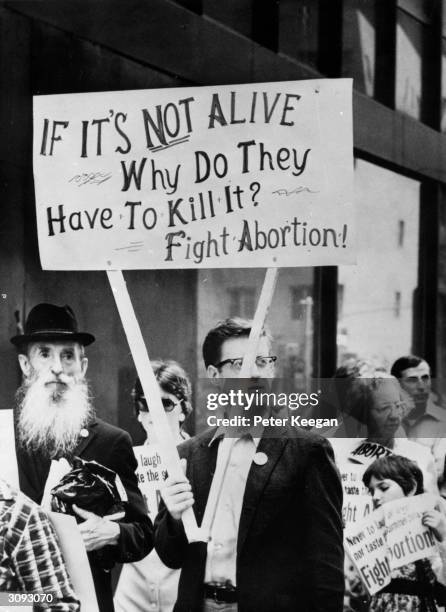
[396,9,423,120]
[228,287,256,318]
[337,159,420,368]
[442,37,446,132]
[196,268,314,432]
[290,285,312,320]
[278,0,319,67]
[203,0,254,38]
[342,0,376,96]
[437,187,446,396]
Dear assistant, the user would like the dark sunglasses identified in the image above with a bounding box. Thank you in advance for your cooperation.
[136,397,181,413]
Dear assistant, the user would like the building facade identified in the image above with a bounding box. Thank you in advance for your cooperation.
[1,0,446,435]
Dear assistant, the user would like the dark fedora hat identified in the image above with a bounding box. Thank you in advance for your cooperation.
[10,303,95,347]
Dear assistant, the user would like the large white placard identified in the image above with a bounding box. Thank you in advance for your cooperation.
[33,79,354,270]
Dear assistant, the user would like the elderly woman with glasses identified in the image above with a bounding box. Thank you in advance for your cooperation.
[331,374,438,495]
[114,360,192,612]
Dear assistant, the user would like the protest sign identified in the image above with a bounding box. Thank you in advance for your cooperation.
[133,444,168,519]
[343,494,373,526]
[33,79,354,270]
[0,410,18,489]
[49,512,99,612]
[340,463,373,525]
[348,440,394,466]
[344,508,390,595]
[345,494,439,595]
[384,493,438,570]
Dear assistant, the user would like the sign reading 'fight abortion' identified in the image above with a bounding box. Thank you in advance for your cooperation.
[33,79,354,270]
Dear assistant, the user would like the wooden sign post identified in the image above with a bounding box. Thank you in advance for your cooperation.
[200,267,279,539]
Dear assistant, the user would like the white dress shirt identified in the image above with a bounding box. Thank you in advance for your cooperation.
[204,433,259,586]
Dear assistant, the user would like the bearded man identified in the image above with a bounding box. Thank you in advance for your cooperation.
[11,303,153,612]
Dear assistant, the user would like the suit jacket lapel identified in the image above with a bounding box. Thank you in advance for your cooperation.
[191,431,219,527]
[237,428,288,555]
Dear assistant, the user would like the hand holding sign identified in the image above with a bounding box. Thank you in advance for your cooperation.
[345,494,441,596]
[421,504,446,542]
[160,461,194,522]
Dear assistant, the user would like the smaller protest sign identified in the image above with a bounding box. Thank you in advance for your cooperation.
[343,494,373,526]
[340,464,373,525]
[133,444,168,518]
[384,493,438,570]
[348,440,393,466]
[345,494,440,595]
[344,508,390,595]
[0,410,18,488]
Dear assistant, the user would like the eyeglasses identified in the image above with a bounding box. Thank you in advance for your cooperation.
[136,397,181,413]
[372,401,405,416]
[215,356,277,371]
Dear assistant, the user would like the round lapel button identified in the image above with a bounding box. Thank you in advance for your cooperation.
[253,451,268,466]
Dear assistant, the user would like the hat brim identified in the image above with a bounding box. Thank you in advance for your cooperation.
[10,331,95,347]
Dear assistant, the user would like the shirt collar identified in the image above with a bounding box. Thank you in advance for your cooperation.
[208,426,226,446]
[208,425,264,447]
[405,394,446,426]
[424,396,446,420]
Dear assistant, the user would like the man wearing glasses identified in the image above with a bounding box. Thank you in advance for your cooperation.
[155,317,344,612]
[391,355,446,482]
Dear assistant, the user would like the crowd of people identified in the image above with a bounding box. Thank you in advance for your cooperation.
[329,355,446,611]
[3,301,446,611]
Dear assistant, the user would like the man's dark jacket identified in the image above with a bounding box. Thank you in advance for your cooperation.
[155,425,344,612]
[16,418,153,612]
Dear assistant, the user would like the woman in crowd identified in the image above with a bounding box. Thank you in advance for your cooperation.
[332,368,442,611]
[114,360,192,612]
[331,372,438,494]
[362,454,446,611]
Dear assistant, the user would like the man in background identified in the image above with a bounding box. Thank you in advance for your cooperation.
[391,354,446,483]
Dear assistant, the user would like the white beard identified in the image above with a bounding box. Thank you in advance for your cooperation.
[16,370,93,459]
